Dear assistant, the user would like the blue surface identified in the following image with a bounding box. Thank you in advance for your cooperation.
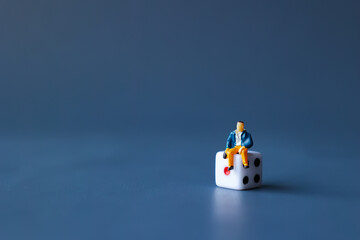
[0,0,360,239]
[1,132,359,240]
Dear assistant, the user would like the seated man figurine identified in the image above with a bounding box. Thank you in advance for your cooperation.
[223,121,253,170]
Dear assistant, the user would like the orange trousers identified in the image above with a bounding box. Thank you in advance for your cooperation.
[225,146,248,167]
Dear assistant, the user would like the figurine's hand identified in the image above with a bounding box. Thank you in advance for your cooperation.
[223,150,228,159]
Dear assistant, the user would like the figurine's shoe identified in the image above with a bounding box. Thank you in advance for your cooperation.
[243,164,249,169]
[223,152,227,159]
[228,166,234,171]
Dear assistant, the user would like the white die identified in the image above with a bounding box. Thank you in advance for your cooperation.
[215,151,262,190]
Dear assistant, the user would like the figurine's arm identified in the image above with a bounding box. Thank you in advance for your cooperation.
[242,132,253,149]
[226,132,233,149]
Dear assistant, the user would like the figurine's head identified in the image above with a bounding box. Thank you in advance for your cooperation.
[237,121,245,132]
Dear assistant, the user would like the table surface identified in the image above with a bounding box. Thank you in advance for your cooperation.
[1,133,359,240]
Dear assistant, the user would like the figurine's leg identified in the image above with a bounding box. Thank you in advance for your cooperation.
[224,148,231,159]
[228,146,240,168]
[240,147,249,167]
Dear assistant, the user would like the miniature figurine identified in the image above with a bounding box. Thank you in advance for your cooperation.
[223,121,253,170]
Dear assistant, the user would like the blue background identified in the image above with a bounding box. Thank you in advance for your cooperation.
[1,0,359,239]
